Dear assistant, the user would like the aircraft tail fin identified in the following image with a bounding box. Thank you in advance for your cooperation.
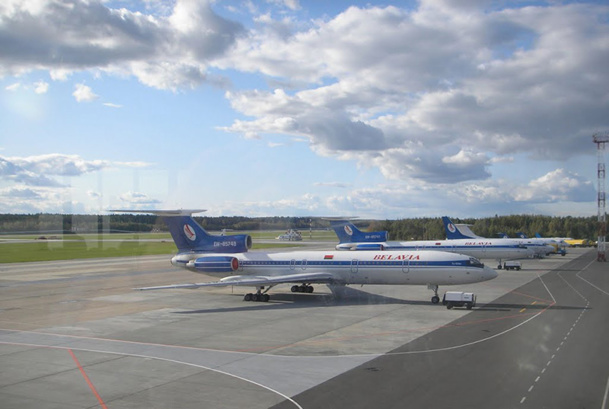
[327,219,388,243]
[110,209,252,253]
[442,216,476,240]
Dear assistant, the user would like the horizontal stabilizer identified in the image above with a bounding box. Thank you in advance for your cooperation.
[328,219,388,243]
[111,209,251,253]
[109,209,206,216]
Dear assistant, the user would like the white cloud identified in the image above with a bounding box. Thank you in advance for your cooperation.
[0,153,157,214]
[33,80,49,94]
[8,153,106,176]
[118,191,162,207]
[5,82,20,91]
[515,169,595,203]
[211,166,595,218]
[72,83,99,102]
[0,156,64,187]
[314,182,352,189]
[218,2,609,187]
[267,0,301,11]
[0,154,152,189]
[0,0,244,90]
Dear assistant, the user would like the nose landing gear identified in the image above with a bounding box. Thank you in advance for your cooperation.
[428,284,440,304]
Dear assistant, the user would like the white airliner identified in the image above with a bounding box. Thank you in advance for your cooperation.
[330,219,535,269]
[512,232,567,255]
[443,217,556,261]
[113,210,497,304]
[533,233,572,245]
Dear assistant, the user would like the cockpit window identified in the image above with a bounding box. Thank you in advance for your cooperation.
[468,257,484,268]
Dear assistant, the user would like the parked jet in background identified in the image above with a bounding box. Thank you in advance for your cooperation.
[497,232,566,255]
[329,219,534,269]
[112,210,497,304]
[443,217,555,260]
[535,233,572,245]
[516,232,567,255]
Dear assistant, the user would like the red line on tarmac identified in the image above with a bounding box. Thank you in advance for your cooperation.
[68,349,109,409]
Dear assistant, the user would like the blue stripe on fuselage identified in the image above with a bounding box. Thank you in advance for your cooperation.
[237,259,477,268]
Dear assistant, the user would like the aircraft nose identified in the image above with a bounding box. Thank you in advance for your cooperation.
[483,265,499,281]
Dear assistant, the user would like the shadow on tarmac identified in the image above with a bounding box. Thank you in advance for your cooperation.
[173,287,591,315]
[175,286,433,314]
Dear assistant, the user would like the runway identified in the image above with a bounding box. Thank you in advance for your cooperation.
[0,248,606,408]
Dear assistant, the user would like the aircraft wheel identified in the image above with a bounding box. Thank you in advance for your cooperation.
[252,293,260,302]
[291,285,298,293]
[244,293,252,301]
[431,295,440,304]
[306,285,314,293]
[262,294,270,302]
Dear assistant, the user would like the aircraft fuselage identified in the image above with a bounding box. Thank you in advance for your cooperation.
[171,250,498,286]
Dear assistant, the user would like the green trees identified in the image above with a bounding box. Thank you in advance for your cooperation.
[0,213,603,241]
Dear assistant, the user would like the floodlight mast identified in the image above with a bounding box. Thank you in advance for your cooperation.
[593,132,609,262]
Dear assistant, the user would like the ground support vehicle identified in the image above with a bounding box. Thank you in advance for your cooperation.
[503,261,522,270]
[443,291,476,309]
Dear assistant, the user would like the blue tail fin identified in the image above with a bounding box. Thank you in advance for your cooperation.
[516,232,528,239]
[442,216,474,240]
[111,210,252,253]
[328,220,387,243]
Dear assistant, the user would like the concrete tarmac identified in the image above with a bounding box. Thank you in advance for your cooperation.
[0,248,600,408]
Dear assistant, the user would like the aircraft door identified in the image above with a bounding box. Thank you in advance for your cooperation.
[351,259,358,273]
[290,259,296,270]
[402,259,409,273]
[301,259,307,270]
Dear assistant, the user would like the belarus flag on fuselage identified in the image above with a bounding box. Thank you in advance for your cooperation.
[324,255,334,260]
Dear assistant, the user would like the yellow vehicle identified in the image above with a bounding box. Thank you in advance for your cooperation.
[564,239,591,247]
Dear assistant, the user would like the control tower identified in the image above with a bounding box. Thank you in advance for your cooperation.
[593,132,608,262]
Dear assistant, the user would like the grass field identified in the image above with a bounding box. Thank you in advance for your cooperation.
[0,230,336,263]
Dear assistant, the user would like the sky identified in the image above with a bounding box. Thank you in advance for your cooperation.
[1,0,608,219]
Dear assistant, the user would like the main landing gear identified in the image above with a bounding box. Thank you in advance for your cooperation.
[291,284,314,293]
[243,286,271,302]
[243,293,270,302]
[429,284,440,304]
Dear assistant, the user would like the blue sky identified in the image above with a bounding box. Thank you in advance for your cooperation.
[1,0,608,218]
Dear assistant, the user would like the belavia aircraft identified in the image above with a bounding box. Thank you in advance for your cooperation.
[330,219,535,269]
[113,210,497,304]
[442,217,555,261]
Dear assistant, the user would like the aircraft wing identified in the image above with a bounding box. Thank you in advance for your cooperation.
[136,272,339,291]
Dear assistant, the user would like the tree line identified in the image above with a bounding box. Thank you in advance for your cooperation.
[0,214,323,234]
[367,215,604,241]
[0,213,604,240]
